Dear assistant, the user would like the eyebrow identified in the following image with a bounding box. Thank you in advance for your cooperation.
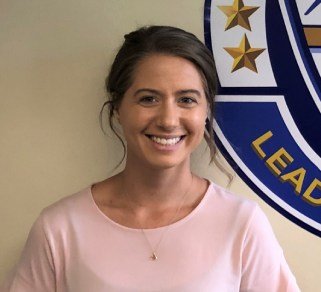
[134,88,202,97]
[134,88,160,96]
[177,89,201,97]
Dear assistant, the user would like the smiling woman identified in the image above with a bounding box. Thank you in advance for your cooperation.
[103,26,219,172]
[117,54,208,170]
[1,26,300,292]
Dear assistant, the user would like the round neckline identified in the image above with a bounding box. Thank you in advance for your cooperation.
[88,181,213,233]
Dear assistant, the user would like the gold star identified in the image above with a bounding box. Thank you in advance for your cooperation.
[218,0,259,31]
[224,34,265,73]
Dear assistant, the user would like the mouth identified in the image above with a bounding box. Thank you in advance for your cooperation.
[145,135,185,146]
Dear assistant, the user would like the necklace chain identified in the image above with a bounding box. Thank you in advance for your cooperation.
[123,174,194,261]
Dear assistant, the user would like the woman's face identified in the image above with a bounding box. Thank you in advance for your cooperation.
[117,54,208,170]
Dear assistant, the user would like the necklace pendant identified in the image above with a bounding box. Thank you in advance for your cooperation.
[151,253,158,261]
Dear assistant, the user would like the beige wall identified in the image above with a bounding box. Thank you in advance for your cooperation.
[1,0,320,290]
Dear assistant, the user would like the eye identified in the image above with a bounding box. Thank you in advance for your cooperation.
[139,96,158,106]
[179,97,197,106]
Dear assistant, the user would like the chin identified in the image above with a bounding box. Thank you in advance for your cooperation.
[144,156,189,171]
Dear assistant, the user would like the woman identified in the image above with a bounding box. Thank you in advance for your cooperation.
[2,26,300,291]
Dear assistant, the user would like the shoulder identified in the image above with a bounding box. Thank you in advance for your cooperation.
[36,186,93,231]
[208,182,254,204]
[206,182,287,254]
[203,182,276,241]
[206,182,258,221]
[207,182,283,252]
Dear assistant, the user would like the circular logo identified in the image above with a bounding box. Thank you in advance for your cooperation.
[205,0,321,236]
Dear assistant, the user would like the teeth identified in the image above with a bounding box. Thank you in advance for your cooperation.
[150,136,181,146]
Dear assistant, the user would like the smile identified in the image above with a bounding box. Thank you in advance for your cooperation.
[146,135,184,146]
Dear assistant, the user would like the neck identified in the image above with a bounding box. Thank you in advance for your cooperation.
[118,161,193,207]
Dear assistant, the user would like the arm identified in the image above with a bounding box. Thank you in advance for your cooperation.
[240,206,300,292]
[2,213,56,292]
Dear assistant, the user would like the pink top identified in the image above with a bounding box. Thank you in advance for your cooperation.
[2,182,300,291]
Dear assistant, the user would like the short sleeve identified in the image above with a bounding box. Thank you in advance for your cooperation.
[1,213,56,292]
[240,206,300,292]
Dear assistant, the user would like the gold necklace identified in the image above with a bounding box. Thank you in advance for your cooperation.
[124,174,194,261]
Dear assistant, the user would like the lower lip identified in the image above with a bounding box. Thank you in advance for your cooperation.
[148,137,184,152]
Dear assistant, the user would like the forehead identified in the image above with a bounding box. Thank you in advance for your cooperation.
[129,54,205,91]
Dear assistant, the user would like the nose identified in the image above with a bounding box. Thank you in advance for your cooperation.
[156,101,180,130]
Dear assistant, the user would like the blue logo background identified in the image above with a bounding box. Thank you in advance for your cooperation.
[205,0,321,237]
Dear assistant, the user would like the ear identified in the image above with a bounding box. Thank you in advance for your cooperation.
[206,106,211,121]
[114,109,121,125]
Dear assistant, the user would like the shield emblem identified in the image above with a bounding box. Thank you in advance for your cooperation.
[205,0,321,236]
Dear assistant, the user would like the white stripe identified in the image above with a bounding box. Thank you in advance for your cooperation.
[279,0,321,113]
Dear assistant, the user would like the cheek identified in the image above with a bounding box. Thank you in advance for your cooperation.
[192,108,207,127]
[186,115,206,136]
[118,110,151,136]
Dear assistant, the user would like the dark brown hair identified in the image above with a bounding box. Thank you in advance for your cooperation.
[100,25,232,182]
